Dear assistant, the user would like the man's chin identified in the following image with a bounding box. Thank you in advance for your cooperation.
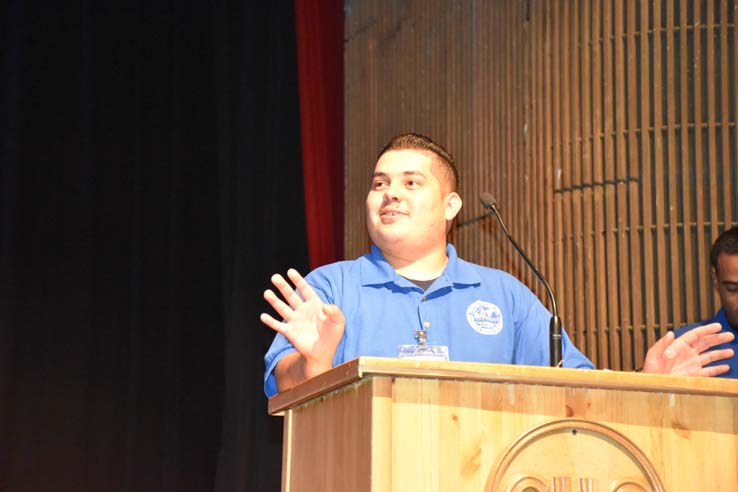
[371,234,405,250]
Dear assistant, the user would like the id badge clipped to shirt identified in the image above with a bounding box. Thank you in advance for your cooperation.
[397,325,449,361]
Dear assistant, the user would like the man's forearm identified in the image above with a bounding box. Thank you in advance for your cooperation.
[274,351,333,393]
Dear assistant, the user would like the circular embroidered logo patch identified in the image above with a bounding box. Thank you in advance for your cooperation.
[466,300,503,335]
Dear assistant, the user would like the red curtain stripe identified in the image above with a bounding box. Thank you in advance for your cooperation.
[295,0,344,268]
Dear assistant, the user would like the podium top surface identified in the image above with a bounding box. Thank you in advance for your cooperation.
[268,357,738,415]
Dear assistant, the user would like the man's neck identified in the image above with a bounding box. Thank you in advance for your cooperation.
[381,244,449,280]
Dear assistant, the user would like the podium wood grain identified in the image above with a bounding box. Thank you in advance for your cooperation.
[270,357,738,491]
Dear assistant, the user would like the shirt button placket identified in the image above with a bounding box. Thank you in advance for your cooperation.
[418,294,429,334]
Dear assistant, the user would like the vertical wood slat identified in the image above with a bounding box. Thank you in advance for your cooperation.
[516,2,527,291]
[468,0,483,267]
[553,0,567,337]
[539,1,549,300]
[564,1,576,348]
[498,3,509,274]
[537,1,547,303]
[591,0,609,366]
[580,0,598,365]
[489,1,500,267]
[502,1,511,273]
[734,0,738,238]
[707,0,720,288]
[480,3,498,269]
[529,0,544,303]
[693,0,710,320]
[515,0,525,292]
[721,0,733,229]
[484,1,495,267]
[680,0,696,333]
[603,0,621,369]
[490,0,497,265]
[513,2,525,294]
[498,2,508,271]
[541,2,556,312]
[485,2,496,266]
[626,0,645,367]
[653,0,670,340]
[570,1,585,350]
[638,0,657,352]
[614,0,631,369]
[665,0,682,332]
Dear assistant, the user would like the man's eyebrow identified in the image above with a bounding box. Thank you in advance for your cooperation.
[371,170,426,179]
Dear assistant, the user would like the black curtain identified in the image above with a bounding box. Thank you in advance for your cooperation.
[0,2,305,491]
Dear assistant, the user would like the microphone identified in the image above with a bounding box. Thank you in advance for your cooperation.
[479,192,562,367]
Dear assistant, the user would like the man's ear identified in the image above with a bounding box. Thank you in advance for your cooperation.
[445,192,462,221]
[712,266,720,291]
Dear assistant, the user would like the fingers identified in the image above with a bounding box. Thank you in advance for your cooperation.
[271,272,304,308]
[718,330,736,343]
[681,323,722,351]
[287,269,319,301]
[650,330,675,350]
[693,332,735,353]
[269,269,319,305]
[711,330,736,347]
[263,289,294,322]
[260,269,323,332]
[643,331,676,373]
[259,312,287,334]
[322,303,346,326]
[651,331,677,359]
[700,363,731,377]
[675,323,734,354]
[699,347,735,367]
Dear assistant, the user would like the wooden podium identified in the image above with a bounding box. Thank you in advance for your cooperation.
[268,357,738,491]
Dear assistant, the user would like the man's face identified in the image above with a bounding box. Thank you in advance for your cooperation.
[365,149,460,256]
[713,253,738,328]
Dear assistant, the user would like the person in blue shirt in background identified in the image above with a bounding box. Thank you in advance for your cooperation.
[261,133,734,396]
[673,226,738,378]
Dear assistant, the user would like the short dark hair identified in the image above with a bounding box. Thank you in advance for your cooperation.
[711,226,738,269]
[377,133,459,192]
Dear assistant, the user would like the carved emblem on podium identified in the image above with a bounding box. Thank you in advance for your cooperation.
[486,419,664,492]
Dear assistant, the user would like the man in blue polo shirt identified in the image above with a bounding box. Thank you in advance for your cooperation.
[673,227,738,378]
[261,133,734,396]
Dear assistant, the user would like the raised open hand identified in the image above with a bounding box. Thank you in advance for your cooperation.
[643,322,735,376]
[260,269,345,376]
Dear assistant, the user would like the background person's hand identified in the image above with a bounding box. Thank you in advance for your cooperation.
[643,322,735,376]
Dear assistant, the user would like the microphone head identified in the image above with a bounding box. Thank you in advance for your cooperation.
[479,192,499,211]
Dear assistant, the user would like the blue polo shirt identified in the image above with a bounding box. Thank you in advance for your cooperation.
[674,308,738,378]
[264,244,594,396]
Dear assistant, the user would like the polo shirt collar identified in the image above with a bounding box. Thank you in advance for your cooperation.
[360,243,481,288]
[439,244,481,286]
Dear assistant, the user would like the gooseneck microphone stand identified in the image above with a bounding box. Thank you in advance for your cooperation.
[479,192,562,367]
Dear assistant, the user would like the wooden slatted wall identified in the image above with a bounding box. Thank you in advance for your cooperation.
[343,0,738,370]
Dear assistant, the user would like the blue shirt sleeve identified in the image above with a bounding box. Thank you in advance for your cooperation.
[263,334,297,397]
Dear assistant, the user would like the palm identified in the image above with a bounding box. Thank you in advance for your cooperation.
[281,297,344,363]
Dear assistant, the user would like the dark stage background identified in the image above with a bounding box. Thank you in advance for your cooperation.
[1,1,318,491]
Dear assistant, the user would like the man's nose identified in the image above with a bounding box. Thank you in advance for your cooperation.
[383,183,402,202]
